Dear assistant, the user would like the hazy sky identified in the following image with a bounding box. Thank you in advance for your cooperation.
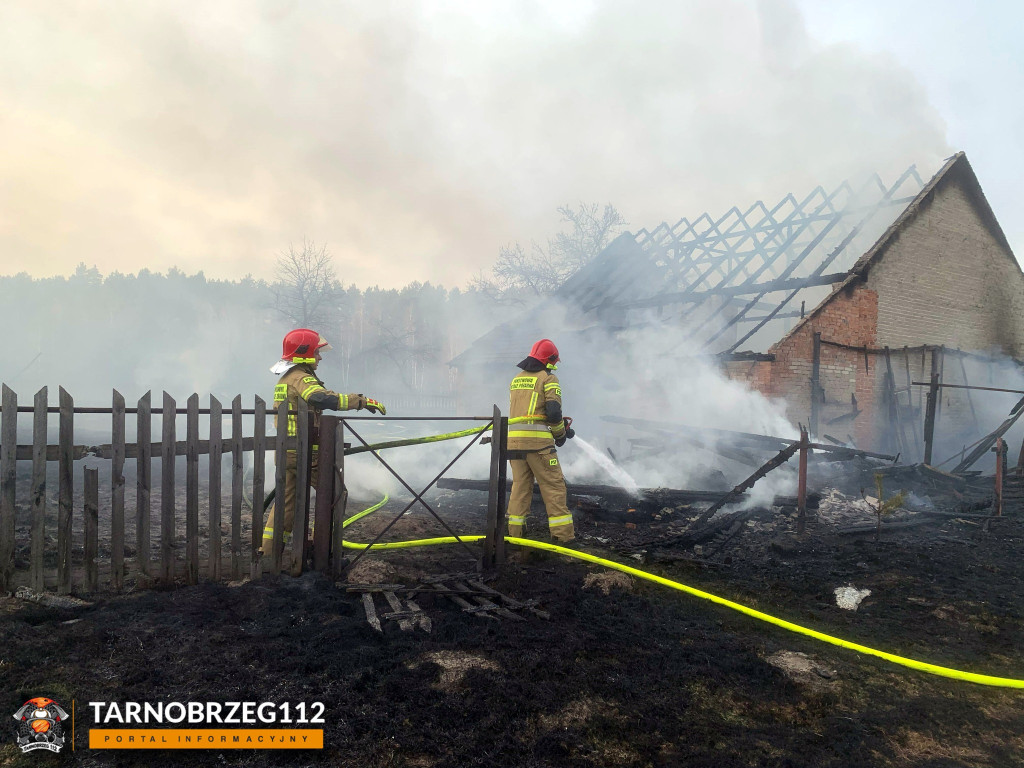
[0,1,1017,288]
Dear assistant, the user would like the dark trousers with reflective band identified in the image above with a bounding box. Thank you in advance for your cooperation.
[262,450,319,556]
[507,447,574,542]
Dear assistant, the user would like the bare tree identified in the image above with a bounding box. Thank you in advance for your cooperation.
[273,239,339,328]
[472,203,627,303]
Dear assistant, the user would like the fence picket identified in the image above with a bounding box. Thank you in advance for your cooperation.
[161,392,176,583]
[272,400,287,576]
[58,388,74,594]
[231,395,243,579]
[84,467,99,592]
[292,398,310,575]
[111,390,126,591]
[31,387,47,591]
[137,392,152,576]
[186,393,199,584]
[0,385,16,593]
[251,396,266,579]
[209,396,222,581]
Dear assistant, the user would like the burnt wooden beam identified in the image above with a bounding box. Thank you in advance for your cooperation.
[602,415,896,461]
[614,272,849,309]
[690,442,801,530]
[436,477,742,506]
[948,394,1024,474]
[717,351,776,362]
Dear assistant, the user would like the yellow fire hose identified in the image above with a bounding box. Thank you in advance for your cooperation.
[340,498,1024,689]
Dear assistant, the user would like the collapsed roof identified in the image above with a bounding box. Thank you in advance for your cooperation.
[452,161,935,368]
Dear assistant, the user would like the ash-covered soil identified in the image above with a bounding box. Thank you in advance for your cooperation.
[2,494,1023,768]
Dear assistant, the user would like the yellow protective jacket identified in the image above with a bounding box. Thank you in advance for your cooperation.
[506,367,567,451]
[273,364,364,448]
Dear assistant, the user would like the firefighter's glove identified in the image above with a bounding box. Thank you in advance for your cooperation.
[363,398,387,416]
[555,435,567,448]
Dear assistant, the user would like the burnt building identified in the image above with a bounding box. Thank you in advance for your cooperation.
[452,152,1024,462]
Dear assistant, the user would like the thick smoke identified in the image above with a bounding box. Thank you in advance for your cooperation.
[0,0,949,287]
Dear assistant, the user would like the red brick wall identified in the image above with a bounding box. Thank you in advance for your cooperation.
[751,285,881,448]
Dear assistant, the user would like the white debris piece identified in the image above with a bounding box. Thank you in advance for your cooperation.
[816,489,876,523]
[15,587,92,609]
[834,585,871,611]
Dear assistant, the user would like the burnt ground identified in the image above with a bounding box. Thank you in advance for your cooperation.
[2,490,1024,768]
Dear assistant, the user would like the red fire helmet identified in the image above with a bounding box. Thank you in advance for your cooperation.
[528,338,560,364]
[281,329,331,362]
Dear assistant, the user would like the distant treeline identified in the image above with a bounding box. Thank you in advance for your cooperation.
[0,264,505,405]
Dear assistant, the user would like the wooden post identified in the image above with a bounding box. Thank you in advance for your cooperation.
[137,391,152,577]
[84,467,99,592]
[314,414,338,573]
[332,419,348,580]
[251,396,266,579]
[797,426,809,535]
[923,367,940,466]
[495,414,509,566]
[956,354,980,436]
[58,387,74,594]
[185,394,200,584]
[482,405,505,570]
[231,395,243,579]
[0,385,16,593]
[883,347,908,457]
[161,392,176,584]
[902,347,923,458]
[111,390,126,591]
[809,332,821,438]
[271,400,287,576]
[994,437,1005,517]
[30,387,47,592]
[209,396,223,581]
[291,399,311,576]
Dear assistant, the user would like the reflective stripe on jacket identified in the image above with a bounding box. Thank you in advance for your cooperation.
[273,365,359,446]
[506,368,566,451]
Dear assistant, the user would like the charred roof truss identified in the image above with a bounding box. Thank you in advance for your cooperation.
[556,165,926,354]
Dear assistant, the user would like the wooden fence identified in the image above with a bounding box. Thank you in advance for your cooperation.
[0,385,509,595]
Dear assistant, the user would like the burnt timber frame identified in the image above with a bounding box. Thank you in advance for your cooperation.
[555,166,925,357]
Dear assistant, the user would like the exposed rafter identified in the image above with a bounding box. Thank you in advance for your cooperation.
[555,164,926,354]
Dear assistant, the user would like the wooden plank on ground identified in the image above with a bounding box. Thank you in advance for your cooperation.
[405,598,431,632]
[451,579,524,621]
[362,592,382,633]
[382,590,413,631]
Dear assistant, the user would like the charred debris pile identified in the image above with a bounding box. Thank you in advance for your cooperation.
[444,414,1019,561]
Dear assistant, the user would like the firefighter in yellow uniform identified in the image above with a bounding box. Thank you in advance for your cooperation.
[262,328,387,560]
[506,339,576,542]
